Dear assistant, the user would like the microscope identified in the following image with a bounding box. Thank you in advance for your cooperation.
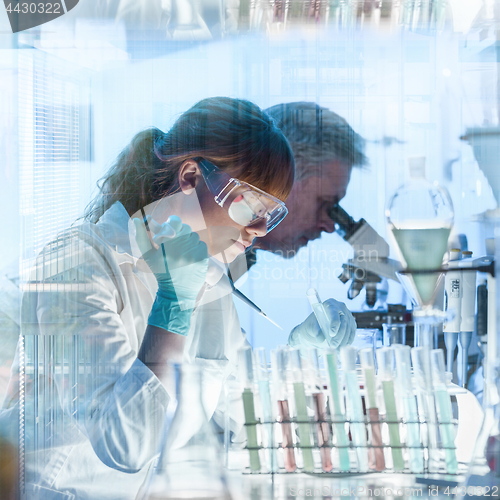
[327,204,411,329]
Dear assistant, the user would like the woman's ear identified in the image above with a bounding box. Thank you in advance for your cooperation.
[178,160,201,195]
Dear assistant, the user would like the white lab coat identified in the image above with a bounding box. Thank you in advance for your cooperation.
[1,202,246,500]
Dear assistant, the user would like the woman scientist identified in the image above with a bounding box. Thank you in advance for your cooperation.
[3,96,355,500]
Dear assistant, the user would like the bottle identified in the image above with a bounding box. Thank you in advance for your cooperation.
[144,363,231,500]
[386,157,454,309]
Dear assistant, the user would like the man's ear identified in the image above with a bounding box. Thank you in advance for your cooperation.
[178,160,201,195]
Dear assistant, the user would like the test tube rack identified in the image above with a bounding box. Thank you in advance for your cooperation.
[236,383,467,477]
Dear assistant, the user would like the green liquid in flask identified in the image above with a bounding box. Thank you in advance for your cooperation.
[391,227,451,305]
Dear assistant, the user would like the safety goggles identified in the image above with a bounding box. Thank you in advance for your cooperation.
[197,158,288,233]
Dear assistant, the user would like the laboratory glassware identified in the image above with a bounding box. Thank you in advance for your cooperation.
[394,345,424,473]
[305,348,333,472]
[306,288,331,345]
[382,323,406,346]
[238,346,261,472]
[325,348,351,472]
[376,347,405,471]
[411,346,440,473]
[359,348,385,471]
[144,363,231,500]
[386,156,454,310]
[340,346,369,472]
[254,347,278,472]
[430,349,458,474]
[270,347,296,472]
[290,348,315,472]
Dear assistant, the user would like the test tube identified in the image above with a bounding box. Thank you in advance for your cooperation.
[238,346,261,471]
[306,288,331,347]
[359,348,385,471]
[376,347,405,471]
[270,348,296,472]
[306,348,333,472]
[411,346,439,473]
[290,348,315,472]
[254,347,277,472]
[430,349,458,474]
[340,346,369,472]
[394,345,424,473]
[325,348,351,472]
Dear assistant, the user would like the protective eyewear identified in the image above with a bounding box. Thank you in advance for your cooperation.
[197,158,288,233]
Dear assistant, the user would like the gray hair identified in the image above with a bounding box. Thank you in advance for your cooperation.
[265,102,368,181]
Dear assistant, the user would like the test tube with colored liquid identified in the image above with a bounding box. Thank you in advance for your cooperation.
[305,348,333,472]
[394,345,424,473]
[290,349,315,472]
[254,347,277,472]
[411,346,440,473]
[340,346,369,472]
[325,348,351,472]
[430,349,458,474]
[271,348,296,472]
[376,347,405,471]
[359,348,385,471]
[238,346,261,472]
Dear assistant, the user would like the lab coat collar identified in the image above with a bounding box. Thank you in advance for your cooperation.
[95,202,135,260]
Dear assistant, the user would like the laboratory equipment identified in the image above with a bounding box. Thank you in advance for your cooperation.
[306,288,331,341]
[459,251,477,388]
[394,345,424,473]
[254,347,278,472]
[359,348,385,471]
[444,248,462,373]
[325,348,351,472]
[386,157,454,309]
[143,363,230,500]
[411,346,440,473]
[329,203,402,308]
[340,346,369,472]
[376,347,405,471]
[306,348,333,472]
[382,323,406,346]
[271,348,296,472]
[290,348,315,472]
[238,346,261,472]
[430,349,458,474]
[230,278,282,329]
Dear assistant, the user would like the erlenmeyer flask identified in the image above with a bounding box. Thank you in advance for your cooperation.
[144,363,231,500]
[386,157,454,309]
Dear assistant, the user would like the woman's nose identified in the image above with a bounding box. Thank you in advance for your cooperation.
[246,219,268,238]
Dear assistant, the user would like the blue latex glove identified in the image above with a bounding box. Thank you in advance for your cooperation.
[288,298,357,349]
[133,215,208,336]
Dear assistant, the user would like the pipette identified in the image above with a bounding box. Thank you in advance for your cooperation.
[229,277,282,330]
[444,248,461,374]
[359,348,385,471]
[238,346,261,471]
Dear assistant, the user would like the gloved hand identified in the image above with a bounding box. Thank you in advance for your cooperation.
[288,298,357,349]
[133,215,208,336]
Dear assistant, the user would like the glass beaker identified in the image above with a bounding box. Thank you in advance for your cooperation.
[143,363,231,500]
[382,323,406,346]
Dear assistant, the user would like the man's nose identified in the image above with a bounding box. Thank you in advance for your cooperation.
[319,207,337,233]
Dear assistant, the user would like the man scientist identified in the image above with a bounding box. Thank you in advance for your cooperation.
[232,101,367,349]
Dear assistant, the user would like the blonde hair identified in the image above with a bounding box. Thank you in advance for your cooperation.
[85,97,295,222]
